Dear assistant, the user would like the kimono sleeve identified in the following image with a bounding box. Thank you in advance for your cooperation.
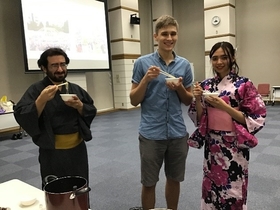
[74,85,97,141]
[238,80,266,134]
[188,99,208,149]
[13,85,42,137]
[234,80,266,148]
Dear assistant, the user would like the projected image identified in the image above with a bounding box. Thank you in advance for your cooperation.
[20,0,110,72]
[27,14,70,52]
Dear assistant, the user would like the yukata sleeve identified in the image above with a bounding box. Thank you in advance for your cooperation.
[234,80,266,148]
[187,100,208,149]
[188,78,213,125]
[13,85,42,137]
[188,100,199,126]
[73,85,97,141]
[81,90,97,126]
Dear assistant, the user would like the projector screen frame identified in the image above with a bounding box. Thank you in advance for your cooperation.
[20,0,112,74]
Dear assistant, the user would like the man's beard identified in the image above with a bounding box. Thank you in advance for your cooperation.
[46,70,67,83]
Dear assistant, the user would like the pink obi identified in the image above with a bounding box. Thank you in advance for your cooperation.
[207,107,235,132]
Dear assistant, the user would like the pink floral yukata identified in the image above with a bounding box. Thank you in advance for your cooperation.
[188,72,266,210]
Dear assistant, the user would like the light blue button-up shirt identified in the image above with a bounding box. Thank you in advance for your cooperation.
[132,51,193,140]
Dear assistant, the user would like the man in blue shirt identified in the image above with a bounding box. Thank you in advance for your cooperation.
[130,15,193,210]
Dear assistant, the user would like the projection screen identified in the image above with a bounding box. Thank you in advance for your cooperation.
[20,0,111,73]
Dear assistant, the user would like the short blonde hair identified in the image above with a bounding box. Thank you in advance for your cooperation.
[154,15,179,34]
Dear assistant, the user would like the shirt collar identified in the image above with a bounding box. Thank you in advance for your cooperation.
[154,50,177,64]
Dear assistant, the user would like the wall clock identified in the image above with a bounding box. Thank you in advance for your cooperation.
[211,16,221,26]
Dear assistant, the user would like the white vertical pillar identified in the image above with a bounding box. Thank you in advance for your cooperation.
[204,0,236,79]
[107,0,141,109]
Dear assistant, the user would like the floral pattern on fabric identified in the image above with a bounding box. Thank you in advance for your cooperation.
[188,72,266,210]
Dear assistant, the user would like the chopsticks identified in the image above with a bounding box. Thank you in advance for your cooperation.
[57,82,68,87]
[150,65,176,78]
[159,70,176,78]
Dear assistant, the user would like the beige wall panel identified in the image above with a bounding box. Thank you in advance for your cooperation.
[112,64,133,72]
[174,0,205,82]
[113,90,128,97]
[120,0,138,9]
[111,42,124,55]
[86,72,114,112]
[112,73,132,86]
[113,84,128,91]
[122,10,140,39]
[67,73,87,91]
[114,96,130,102]
[236,0,280,86]
[113,72,133,83]
[205,37,236,51]
[151,0,173,18]
[110,69,121,89]
[124,75,133,84]
[107,0,121,9]
[126,24,141,40]
[108,10,123,40]
[205,56,213,79]
[139,0,153,55]
[204,0,235,8]
[123,42,141,54]
[229,7,235,34]
[115,101,134,109]
[114,92,130,100]
[205,7,234,36]
[113,83,132,91]
[109,10,140,40]
[111,41,140,55]
[112,67,133,84]
[112,59,135,66]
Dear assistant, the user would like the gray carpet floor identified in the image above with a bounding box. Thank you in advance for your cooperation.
[0,104,280,210]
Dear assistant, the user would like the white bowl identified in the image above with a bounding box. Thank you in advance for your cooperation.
[20,195,37,206]
[60,94,77,101]
[149,208,172,210]
[202,92,219,97]
[165,78,179,84]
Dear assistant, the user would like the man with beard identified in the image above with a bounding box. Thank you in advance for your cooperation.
[14,47,97,188]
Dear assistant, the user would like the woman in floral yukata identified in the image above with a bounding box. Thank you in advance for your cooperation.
[188,41,266,210]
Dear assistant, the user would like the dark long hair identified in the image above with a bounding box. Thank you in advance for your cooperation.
[209,41,239,75]
[37,48,70,70]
